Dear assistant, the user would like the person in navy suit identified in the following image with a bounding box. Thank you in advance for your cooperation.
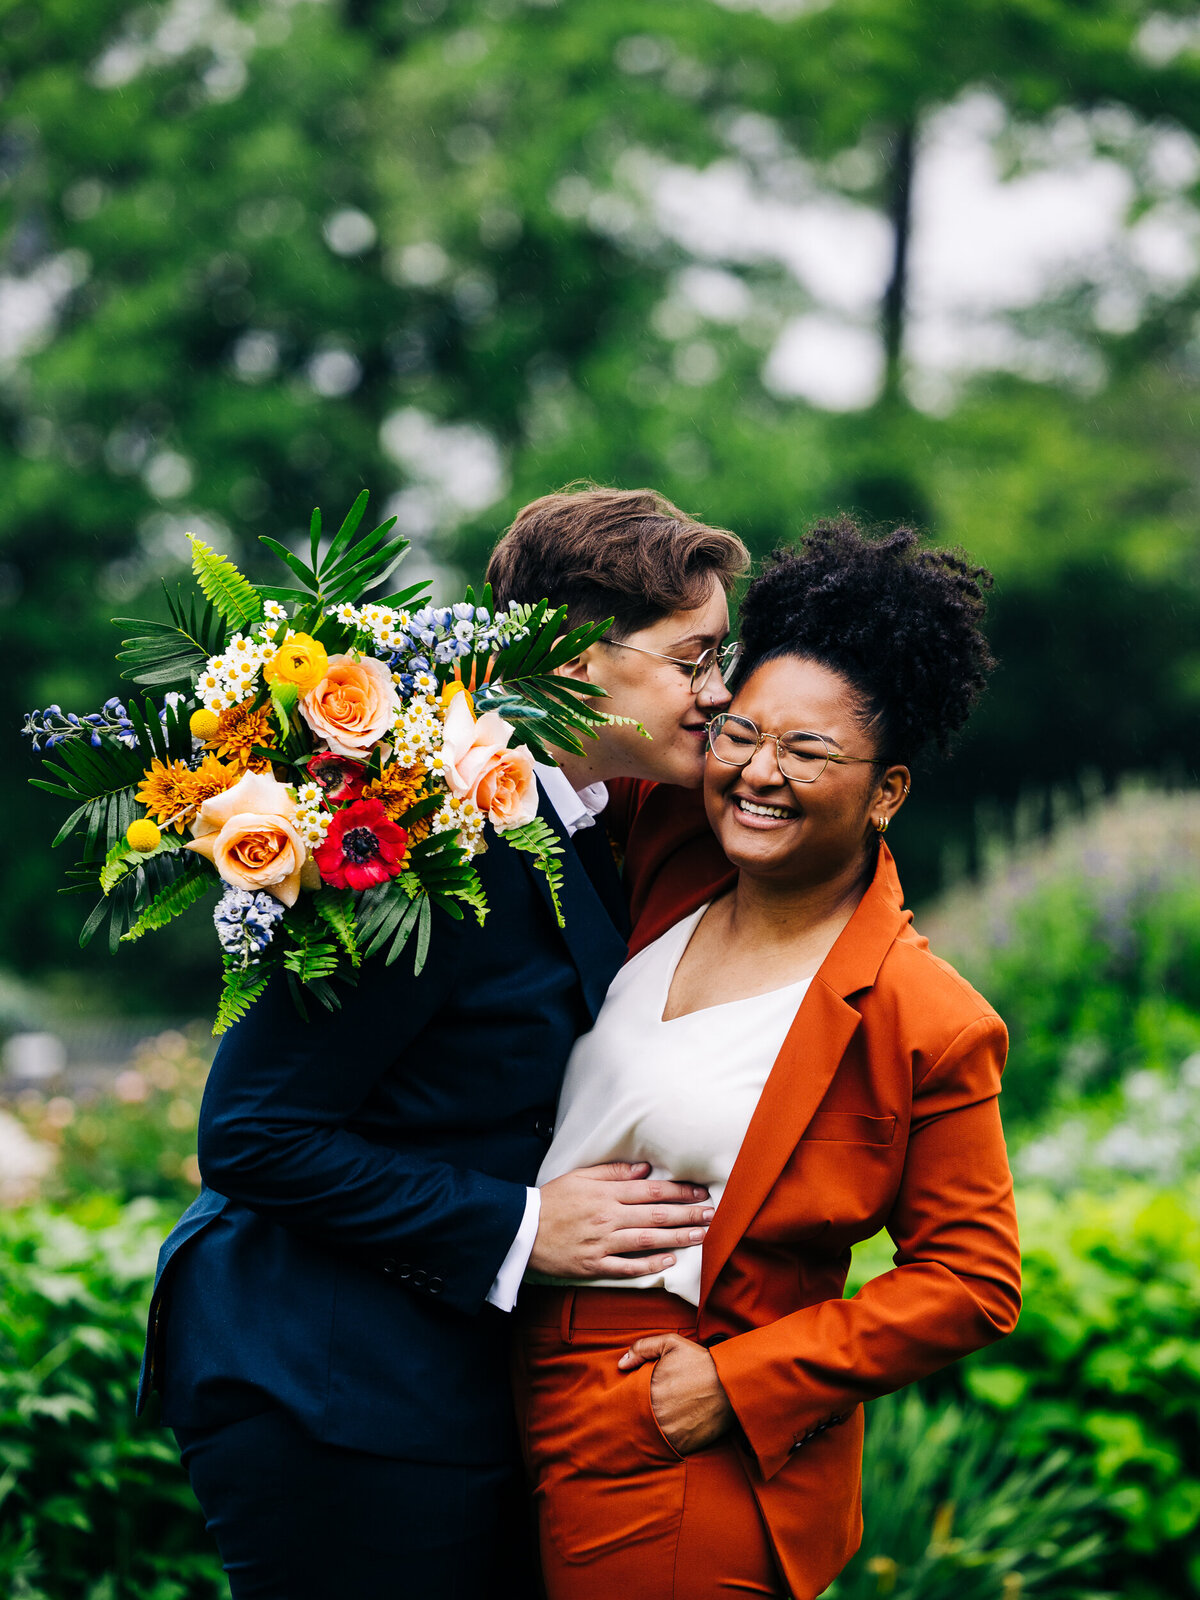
[141,486,748,1599]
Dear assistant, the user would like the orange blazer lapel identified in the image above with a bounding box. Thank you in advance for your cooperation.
[698,844,910,1307]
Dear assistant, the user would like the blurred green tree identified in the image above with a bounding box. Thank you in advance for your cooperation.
[3,0,1199,1001]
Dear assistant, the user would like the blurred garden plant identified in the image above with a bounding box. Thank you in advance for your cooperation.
[922,786,1200,1128]
[1,1030,210,1207]
[849,1177,1200,1598]
[827,1389,1105,1600]
[0,1198,223,1600]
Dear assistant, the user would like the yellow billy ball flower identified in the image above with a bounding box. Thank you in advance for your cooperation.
[264,633,329,693]
[125,818,162,852]
[189,708,221,741]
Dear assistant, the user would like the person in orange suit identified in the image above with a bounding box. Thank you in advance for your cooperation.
[514,518,1022,1600]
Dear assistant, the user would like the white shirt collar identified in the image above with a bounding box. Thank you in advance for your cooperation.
[534,761,609,837]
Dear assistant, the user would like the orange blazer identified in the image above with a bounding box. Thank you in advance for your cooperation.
[606,782,1022,1600]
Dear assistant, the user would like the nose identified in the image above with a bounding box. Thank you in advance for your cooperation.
[742,736,784,785]
[698,669,733,713]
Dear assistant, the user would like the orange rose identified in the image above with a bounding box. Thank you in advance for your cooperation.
[440,693,537,831]
[473,743,538,831]
[300,653,399,760]
[441,692,513,798]
[185,770,306,907]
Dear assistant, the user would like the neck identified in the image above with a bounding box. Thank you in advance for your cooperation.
[725,849,875,958]
[549,746,614,791]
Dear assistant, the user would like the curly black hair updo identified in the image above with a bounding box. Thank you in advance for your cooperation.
[736,517,995,768]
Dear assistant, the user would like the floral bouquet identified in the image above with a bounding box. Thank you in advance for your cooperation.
[23,494,613,1032]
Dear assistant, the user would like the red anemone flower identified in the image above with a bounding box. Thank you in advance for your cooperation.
[314,798,408,891]
[307,751,367,803]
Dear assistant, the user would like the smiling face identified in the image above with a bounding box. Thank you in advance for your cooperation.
[704,654,909,892]
[559,578,733,787]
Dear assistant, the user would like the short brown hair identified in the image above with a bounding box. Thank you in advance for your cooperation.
[486,484,749,638]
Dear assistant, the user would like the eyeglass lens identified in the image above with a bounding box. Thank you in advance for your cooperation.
[690,642,742,692]
[707,715,831,781]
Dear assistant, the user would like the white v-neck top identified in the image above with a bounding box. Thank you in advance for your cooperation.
[532,903,811,1307]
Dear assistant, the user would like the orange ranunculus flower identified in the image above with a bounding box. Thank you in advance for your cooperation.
[300,653,400,761]
[473,744,538,832]
[185,769,306,907]
[264,633,329,694]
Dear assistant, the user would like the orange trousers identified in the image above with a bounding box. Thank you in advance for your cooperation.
[514,1287,785,1600]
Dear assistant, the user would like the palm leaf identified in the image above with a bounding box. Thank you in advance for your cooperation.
[115,588,226,690]
[320,489,371,570]
[259,536,319,594]
[356,877,422,963]
[32,736,146,861]
[189,534,262,632]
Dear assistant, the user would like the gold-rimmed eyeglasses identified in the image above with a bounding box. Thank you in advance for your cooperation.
[706,712,880,783]
[600,638,742,694]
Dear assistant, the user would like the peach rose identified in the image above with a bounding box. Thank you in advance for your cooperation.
[185,770,307,907]
[440,692,514,799]
[300,653,400,760]
[474,744,538,831]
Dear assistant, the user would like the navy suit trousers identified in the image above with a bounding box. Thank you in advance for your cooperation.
[175,1405,537,1600]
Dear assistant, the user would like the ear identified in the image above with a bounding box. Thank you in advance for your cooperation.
[552,640,605,684]
[870,765,911,827]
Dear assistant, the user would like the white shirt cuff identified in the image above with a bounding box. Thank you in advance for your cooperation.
[486,1186,541,1312]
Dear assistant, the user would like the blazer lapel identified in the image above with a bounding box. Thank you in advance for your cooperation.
[523,781,629,1021]
[699,844,910,1305]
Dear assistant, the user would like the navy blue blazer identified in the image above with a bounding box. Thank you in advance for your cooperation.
[139,797,628,1465]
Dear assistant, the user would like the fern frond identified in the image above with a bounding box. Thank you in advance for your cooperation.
[282,937,340,985]
[189,535,262,632]
[312,888,360,966]
[121,862,213,942]
[100,832,185,894]
[501,817,566,927]
[213,963,272,1036]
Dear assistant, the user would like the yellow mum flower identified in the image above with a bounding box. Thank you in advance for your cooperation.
[125,819,162,852]
[362,762,430,830]
[181,753,240,808]
[264,633,329,694]
[206,700,276,771]
[136,759,196,832]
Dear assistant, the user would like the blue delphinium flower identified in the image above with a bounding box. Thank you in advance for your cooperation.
[23,698,139,751]
[383,603,528,682]
[213,887,286,963]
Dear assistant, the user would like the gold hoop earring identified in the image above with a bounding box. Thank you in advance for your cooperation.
[875,816,889,835]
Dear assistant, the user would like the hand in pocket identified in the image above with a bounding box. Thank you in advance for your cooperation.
[619,1333,735,1456]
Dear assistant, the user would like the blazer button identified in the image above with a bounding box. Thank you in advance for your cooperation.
[534,1118,554,1141]
[428,1276,444,1295]
[398,1263,412,1281]
[382,1258,397,1275]
[412,1268,428,1288]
